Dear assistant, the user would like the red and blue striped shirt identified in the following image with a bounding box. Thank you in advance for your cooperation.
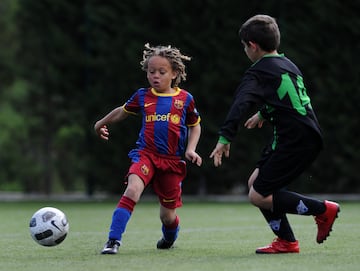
[123,87,200,158]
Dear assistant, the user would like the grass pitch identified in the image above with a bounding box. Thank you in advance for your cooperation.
[0,200,358,271]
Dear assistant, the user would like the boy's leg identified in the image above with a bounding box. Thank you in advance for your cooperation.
[273,190,325,215]
[154,159,185,249]
[255,208,300,254]
[102,174,145,254]
[101,196,136,255]
[260,208,296,242]
[249,169,297,250]
[108,196,136,240]
[157,206,179,249]
[273,190,340,243]
[253,139,339,243]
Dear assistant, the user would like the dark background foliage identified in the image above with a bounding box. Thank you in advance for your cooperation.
[0,0,358,196]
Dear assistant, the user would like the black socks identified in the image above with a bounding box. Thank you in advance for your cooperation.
[273,190,326,215]
[259,190,326,242]
[260,208,296,242]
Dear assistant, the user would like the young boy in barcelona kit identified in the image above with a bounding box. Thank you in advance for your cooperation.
[210,15,340,254]
[95,43,202,254]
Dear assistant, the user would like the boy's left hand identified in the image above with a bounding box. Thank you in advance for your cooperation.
[185,150,202,166]
[244,113,264,129]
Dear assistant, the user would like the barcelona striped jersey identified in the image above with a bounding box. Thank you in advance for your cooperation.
[123,87,200,158]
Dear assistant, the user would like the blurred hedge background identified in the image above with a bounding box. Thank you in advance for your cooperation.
[0,0,358,196]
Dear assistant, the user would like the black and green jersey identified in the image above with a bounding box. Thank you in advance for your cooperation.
[219,54,323,150]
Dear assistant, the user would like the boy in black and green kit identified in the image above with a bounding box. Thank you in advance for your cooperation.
[210,14,339,254]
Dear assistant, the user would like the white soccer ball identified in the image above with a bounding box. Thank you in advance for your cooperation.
[29,207,69,247]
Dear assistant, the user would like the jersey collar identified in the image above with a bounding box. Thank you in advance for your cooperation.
[251,53,284,66]
[151,87,181,96]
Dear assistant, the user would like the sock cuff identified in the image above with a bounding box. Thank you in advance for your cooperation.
[165,215,180,230]
[117,195,136,212]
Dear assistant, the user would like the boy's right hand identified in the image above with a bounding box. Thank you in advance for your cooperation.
[209,142,230,167]
[95,124,109,141]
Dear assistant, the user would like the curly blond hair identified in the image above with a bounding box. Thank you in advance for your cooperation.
[140,43,191,87]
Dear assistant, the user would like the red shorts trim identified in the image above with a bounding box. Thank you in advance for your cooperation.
[127,150,186,209]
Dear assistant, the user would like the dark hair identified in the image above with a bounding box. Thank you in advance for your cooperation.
[239,15,280,52]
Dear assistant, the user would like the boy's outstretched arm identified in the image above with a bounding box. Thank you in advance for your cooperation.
[94,106,129,140]
[185,124,202,166]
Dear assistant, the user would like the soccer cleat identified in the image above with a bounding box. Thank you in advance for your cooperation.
[156,238,174,249]
[256,238,300,254]
[315,200,340,244]
[101,239,121,254]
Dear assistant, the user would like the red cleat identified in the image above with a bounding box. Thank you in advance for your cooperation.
[315,200,340,244]
[256,238,300,254]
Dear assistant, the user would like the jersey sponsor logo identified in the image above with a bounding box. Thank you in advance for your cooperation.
[174,99,184,109]
[145,112,180,124]
[144,102,156,108]
[170,114,180,124]
[141,164,149,175]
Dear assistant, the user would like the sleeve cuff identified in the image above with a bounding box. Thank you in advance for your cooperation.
[218,135,230,144]
[257,111,264,120]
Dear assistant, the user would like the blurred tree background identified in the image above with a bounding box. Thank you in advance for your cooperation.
[0,0,358,196]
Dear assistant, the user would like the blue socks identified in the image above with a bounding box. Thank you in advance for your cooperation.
[108,208,131,241]
[162,224,179,242]
[108,205,180,244]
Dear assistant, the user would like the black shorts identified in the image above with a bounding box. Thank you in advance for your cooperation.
[253,129,322,197]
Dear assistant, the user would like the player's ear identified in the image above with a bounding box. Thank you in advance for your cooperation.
[248,41,260,51]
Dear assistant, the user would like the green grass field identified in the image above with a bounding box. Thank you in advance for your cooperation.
[0,200,358,271]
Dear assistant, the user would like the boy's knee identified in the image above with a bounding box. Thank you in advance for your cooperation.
[248,190,258,206]
[248,187,273,210]
[123,186,142,202]
[248,168,259,189]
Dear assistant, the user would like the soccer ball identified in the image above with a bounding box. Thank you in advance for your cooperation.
[29,207,69,247]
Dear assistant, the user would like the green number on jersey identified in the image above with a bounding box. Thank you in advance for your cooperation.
[277,73,310,115]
